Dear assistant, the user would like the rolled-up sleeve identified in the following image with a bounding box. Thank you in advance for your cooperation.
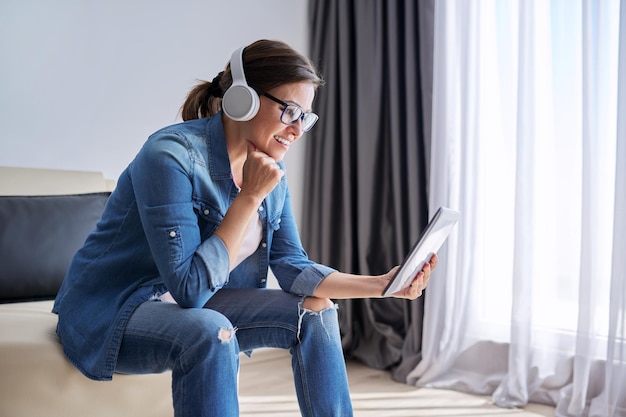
[288,264,337,296]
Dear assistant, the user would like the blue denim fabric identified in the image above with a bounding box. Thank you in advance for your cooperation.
[52,114,336,381]
[116,289,353,417]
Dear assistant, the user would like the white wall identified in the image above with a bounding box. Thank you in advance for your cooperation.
[0,0,310,225]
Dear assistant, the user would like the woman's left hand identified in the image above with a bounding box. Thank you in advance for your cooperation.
[387,254,438,300]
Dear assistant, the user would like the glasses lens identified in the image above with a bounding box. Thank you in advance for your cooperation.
[281,105,302,124]
[279,103,318,132]
[302,113,319,132]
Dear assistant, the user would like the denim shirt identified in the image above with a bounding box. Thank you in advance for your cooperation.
[52,114,336,381]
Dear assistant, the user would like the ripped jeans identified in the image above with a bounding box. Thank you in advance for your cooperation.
[115,289,353,417]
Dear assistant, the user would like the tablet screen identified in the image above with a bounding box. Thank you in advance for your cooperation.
[382,207,460,296]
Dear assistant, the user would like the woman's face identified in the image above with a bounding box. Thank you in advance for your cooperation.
[245,82,316,162]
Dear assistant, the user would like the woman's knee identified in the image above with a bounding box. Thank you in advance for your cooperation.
[160,307,238,360]
[301,296,334,312]
[296,298,340,345]
[171,308,239,371]
[183,308,236,344]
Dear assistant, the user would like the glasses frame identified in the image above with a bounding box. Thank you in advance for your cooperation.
[262,92,318,132]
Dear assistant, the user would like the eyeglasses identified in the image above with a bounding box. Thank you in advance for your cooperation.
[262,92,319,132]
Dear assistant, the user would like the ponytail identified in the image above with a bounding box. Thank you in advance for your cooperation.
[181,72,225,121]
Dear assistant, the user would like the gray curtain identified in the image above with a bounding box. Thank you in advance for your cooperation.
[302,0,434,382]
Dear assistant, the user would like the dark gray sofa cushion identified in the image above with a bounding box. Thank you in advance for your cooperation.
[0,193,109,303]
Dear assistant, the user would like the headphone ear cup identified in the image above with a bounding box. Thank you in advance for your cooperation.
[222,84,260,121]
[221,46,260,122]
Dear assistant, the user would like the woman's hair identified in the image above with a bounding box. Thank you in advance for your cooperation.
[181,39,324,121]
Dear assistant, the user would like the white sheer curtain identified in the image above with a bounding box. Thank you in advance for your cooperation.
[408,1,626,416]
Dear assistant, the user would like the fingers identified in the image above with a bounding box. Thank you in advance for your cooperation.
[406,258,436,298]
[406,274,424,298]
[429,253,438,270]
[419,268,429,282]
[387,254,439,300]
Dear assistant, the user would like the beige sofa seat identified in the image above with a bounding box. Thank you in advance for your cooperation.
[0,301,172,417]
[0,166,173,417]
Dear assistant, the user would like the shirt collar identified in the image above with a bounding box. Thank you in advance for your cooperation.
[205,112,233,181]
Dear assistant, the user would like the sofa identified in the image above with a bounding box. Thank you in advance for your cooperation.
[0,166,173,417]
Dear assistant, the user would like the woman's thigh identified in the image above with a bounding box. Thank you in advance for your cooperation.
[116,300,237,374]
[204,289,302,352]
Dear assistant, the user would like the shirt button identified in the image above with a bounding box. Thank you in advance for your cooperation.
[261,242,267,248]
[203,209,210,215]
[260,278,267,283]
[169,230,177,238]
[258,206,264,211]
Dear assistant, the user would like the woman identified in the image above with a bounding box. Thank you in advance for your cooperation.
[53,39,436,417]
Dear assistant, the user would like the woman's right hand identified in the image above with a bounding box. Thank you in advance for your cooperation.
[214,143,284,271]
[240,142,284,202]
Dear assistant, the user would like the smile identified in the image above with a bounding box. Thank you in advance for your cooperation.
[274,135,291,146]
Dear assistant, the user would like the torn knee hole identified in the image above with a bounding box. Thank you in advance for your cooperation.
[302,296,334,312]
[217,327,235,342]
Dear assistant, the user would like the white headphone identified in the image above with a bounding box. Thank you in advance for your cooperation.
[221,46,260,121]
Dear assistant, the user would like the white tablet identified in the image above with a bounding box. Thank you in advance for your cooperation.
[382,207,460,296]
